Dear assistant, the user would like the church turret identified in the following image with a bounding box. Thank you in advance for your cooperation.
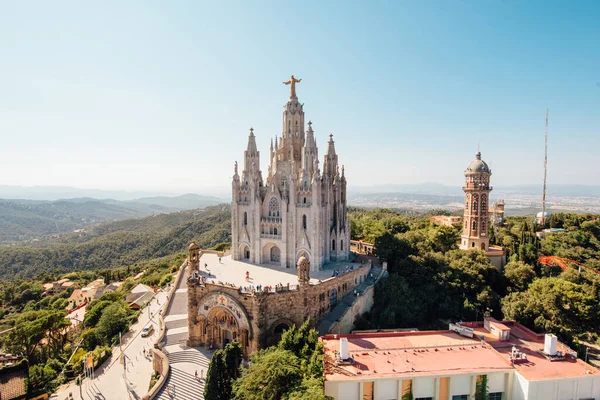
[244,128,260,174]
[323,134,338,177]
[281,75,305,162]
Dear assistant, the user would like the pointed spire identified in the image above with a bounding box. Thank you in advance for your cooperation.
[234,161,238,176]
[246,127,258,154]
[326,134,336,156]
[342,165,345,178]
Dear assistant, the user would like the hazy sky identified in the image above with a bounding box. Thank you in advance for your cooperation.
[1,1,598,196]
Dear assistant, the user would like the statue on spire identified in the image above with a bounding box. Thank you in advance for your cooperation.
[283,75,302,99]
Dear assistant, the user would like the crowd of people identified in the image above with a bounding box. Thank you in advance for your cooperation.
[331,264,354,277]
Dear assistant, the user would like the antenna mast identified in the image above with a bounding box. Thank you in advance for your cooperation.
[542,109,548,225]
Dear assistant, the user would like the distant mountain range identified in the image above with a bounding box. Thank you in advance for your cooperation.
[349,183,600,197]
[0,193,225,244]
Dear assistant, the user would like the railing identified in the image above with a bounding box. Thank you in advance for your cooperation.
[261,216,282,223]
[260,234,282,240]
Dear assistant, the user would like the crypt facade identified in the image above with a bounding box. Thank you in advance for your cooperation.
[231,76,350,270]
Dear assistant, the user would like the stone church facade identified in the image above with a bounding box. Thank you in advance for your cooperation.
[231,79,350,270]
[185,78,372,356]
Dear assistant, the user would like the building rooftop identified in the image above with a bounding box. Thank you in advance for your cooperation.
[323,319,600,382]
[471,320,599,381]
[322,331,512,381]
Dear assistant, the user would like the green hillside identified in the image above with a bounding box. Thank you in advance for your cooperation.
[0,205,231,280]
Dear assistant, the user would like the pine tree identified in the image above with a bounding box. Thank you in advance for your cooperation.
[204,349,228,400]
[204,341,244,400]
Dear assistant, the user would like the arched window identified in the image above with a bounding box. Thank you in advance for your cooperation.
[332,240,336,251]
[302,215,307,230]
[243,212,247,226]
[473,200,478,212]
[274,227,278,236]
[481,243,486,250]
[472,220,477,231]
[482,220,487,234]
[303,197,307,204]
[269,197,280,217]
[341,240,344,251]
[472,242,475,248]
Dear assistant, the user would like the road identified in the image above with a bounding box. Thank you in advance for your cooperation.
[51,288,168,400]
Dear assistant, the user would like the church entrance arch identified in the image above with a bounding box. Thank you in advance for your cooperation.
[197,292,252,355]
[239,244,250,260]
[262,243,281,264]
[270,246,280,262]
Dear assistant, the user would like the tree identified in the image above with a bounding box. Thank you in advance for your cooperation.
[504,261,536,292]
[204,341,244,400]
[232,348,302,400]
[204,349,230,400]
[96,302,130,340]
[502,277,600,342]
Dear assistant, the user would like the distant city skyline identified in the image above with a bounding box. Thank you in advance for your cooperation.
[1,1,598,193]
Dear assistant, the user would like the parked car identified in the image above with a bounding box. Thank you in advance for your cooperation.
[141,325,154,337]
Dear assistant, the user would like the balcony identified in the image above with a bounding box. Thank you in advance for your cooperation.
[261,216,282,223]
[260,234,282,240]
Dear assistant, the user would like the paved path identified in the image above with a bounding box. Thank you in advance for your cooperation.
[196,254,362,289]
[51,289,168,400]
[155,266,215,400]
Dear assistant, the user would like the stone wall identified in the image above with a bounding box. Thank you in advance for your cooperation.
[328,285,374,334]
[187,255,371,353]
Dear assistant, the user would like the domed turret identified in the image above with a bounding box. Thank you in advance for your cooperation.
[465,152,491,175]
[189,242,200,250]
[460,151,492,252]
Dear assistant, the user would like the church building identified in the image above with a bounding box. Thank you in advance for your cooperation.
[231,75,350,270]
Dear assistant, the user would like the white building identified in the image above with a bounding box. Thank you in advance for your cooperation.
[231,77,350,270]
[322,318,600,400]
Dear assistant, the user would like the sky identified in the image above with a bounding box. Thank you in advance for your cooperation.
[0,1,598,196]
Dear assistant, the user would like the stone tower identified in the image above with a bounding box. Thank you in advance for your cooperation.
[231,77,350,270]
[460,151,492,251]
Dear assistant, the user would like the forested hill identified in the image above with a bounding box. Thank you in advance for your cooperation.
[0,205,231,280]
[0,194,223,244]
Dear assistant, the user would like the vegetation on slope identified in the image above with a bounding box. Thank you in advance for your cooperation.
[351,208,600,349]
[0,205,231,280]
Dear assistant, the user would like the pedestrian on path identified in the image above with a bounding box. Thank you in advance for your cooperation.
[195,370,198,380]
[219,257,222,263]
[200,369,204,380]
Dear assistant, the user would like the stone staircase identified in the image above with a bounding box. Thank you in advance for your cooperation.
[155,366,205,400]
[166,350,210,368]
[163,331,189,347]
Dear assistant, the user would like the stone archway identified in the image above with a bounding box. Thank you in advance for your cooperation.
[239,244,250,260]
[270,246,280,262]
[267,318,295,347]
[262,243,280,264]
[196,292,252,355]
